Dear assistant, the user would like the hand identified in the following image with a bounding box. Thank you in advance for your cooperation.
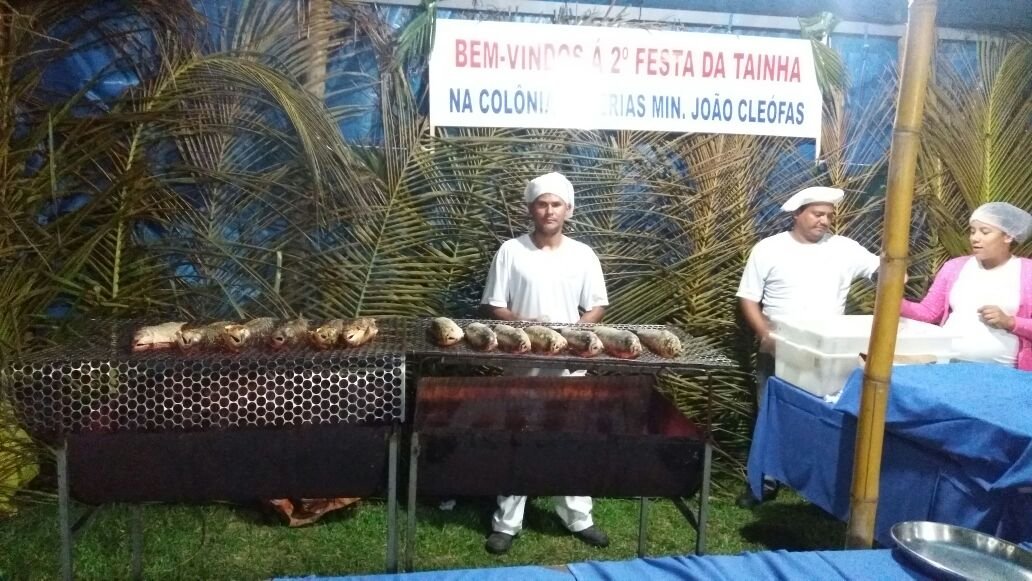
[759,333,776,354]
[978,305,1015,331]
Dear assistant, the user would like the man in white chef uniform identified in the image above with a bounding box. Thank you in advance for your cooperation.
[736,186,881,507]
[479,171,610,554]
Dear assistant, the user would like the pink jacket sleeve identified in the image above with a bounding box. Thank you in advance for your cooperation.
[1013,316,1032,341]
[900,257,968,325]
[1011,257,1032,340]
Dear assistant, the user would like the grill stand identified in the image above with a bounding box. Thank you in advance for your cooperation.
[22,319,731,577]
[55,428,401,580]
[634,441,713,557]
[386,428,400,573]
[403,369,719,572]
[57,441,72,581]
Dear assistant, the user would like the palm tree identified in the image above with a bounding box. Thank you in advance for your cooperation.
[1,1,1030,503]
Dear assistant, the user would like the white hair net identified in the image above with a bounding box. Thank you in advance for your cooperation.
[780,186,844,212]
[970,202,1032,243]
[524,172,574,214]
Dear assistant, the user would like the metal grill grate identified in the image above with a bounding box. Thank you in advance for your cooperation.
[406,319,735,371]
[5,319,408,437]
[3,317,734,437]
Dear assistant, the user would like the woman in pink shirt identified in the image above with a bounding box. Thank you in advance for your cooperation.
[901,202,1032,371]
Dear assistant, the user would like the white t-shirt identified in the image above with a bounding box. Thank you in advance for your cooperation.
[736,232,880,318]
[481,234,608,325]
[942,256,1021,366]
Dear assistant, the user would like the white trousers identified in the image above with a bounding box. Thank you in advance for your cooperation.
[491,494,593,535]
[492,366,594,535]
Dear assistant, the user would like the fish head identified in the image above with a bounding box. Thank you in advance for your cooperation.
[223,325,248,350]
[549,336,567,353]
[662,336,682,356]
[311,324,340,348]
[364,321,379,340]
[431,319,462,344]
[341,321,368,346]
[624,335,643,356]
[175,328,202,350]
[587,335,604,356]
[269,329,289,349]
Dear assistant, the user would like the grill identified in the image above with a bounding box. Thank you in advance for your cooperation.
[4,316,730,578]
[405,373,714,570]
[5,319,407,579]
[7,319,408,438]
[406,319,735,372]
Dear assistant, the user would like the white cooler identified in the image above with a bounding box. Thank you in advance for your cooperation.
[768,315,957,396]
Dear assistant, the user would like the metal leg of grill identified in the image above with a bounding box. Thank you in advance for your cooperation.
[695,442,712,555]
[405,432,419,572]
[386,427,399,573]
[129,504,143,580]
[57,440,73,581]
[694,370,714,556]
[637,496,649,557]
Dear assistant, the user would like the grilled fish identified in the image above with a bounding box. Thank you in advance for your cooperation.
[222,317,277,351]
[311,319,346,350]
[341,317,378,347]
[464,322,498,351]
[176,321,233,351]
[132,322,186,352]
[492,324,531,353]
[635,328,682,359]
[592,326,643,359]
[524,325,567,354]
[428,317,464,346]
[557,328,604,357]
[269,318,310,350]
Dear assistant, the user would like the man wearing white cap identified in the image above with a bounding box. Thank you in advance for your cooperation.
[479,171,610,554]
[735,186,881,507]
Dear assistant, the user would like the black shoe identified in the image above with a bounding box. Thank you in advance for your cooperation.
[736,490,763,509]
[736,482,780,509]
[574,525,610,548]
[485,531,515,554]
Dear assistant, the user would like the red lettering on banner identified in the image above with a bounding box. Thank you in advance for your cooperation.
[634,48,694,77]
[733,52,802,82]
[701,51,725,78]
[502,43,584,70]
[455,39,499,68]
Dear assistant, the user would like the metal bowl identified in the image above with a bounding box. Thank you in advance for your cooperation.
[891,521,1032,581]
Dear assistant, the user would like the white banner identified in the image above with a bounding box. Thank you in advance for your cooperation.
[429,19,823,139]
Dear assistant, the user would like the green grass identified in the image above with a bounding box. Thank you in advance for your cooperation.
[0,487,845,580]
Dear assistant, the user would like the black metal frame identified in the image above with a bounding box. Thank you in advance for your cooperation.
[7,318,732,579]
[53,427,401,581]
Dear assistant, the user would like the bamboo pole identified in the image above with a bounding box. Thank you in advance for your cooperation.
[845,0,938,549]
[305,0,329,100]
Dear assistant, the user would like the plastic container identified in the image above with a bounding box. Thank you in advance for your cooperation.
[770,315,957,357]
[771,335,862,396]
[768,315,957,396]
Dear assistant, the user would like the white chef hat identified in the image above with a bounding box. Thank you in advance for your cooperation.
[781,186,845,212]
[970,202,1032,243]
[524,172,574,214]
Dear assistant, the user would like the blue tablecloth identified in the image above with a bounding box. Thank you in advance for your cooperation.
[286,549,929,580]
[281,565,572,581]
[568,549,929,581]
[835,363,1032,491]
[747,363,1031,546]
